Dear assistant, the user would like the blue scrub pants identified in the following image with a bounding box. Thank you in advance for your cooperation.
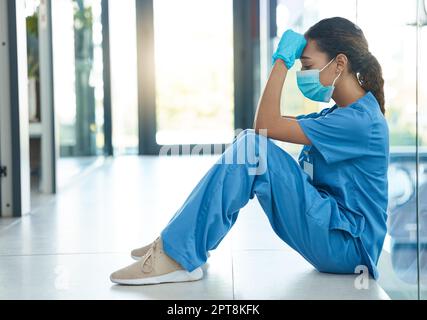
[161,129,364,275]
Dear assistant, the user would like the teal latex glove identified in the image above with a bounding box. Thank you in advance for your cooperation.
[272,29,307,69]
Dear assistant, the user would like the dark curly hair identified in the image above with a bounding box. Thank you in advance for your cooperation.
[305,17,385,115]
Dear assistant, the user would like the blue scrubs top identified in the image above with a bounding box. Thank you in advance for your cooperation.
[295,91,389,279]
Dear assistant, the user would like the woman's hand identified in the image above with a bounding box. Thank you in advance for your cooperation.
[272,29,307,70]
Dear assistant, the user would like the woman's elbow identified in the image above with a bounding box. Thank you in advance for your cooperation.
[253,118,267,131]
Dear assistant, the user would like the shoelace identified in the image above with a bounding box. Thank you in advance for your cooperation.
[141,237,160,273]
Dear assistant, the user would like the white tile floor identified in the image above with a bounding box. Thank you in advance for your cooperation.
[0,156,389,300]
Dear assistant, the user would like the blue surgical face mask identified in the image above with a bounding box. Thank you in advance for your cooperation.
[296,57,342,103]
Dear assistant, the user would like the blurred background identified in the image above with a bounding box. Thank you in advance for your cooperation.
[0,0,426,299]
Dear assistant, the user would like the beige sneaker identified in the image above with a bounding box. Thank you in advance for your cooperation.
[110,237,203,285]
[131,238,211,261]
[130,243,152,260]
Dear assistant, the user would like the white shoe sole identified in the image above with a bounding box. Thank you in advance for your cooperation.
[110,267,203,285]
[132,251,211,261]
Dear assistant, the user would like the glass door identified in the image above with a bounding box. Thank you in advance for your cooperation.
[272,0,425,299]
[51,0,105,187]
[358,0,419,299]
[109,0,139,155]
[25,0,42,194]
[153,0,235,145]
[418,0,427,300]
[52,0,105,158]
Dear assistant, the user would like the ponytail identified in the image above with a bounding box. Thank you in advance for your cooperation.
[357,52,386,115]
